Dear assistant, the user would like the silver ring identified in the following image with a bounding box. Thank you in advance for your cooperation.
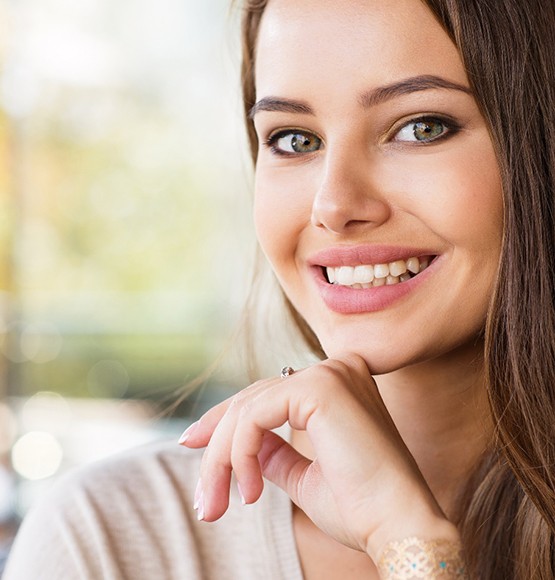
[280,366,295,379]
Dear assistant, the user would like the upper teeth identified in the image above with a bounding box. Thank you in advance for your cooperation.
[326,256,431,287]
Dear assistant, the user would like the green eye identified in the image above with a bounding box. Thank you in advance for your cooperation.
[395,118,447,143]
[269,131,322,154]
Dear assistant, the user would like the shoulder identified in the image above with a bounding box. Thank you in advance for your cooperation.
[34,437,204,530]
[5,429,303,580]
[5,439,207,579]
[56,437,203,504]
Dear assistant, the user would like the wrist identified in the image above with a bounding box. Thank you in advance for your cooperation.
[365,511,461,563]
[375,535,467,579]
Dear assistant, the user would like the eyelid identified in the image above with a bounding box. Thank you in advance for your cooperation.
[260,114,461,154]
[263,127,324,156]
[264,126,322,143]
[387,113,462,143]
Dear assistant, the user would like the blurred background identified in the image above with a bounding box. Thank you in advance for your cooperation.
[0,0,256,570]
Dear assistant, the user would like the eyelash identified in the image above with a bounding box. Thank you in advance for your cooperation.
[392,115,462,144]
[263,115,461,157]
[263,130,322,157]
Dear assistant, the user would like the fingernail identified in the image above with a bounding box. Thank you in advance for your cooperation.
[237,482,246,506]
[196,492,205,521]
[178,421,198,444]
[193,478,202,510]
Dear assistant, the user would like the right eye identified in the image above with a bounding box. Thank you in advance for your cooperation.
[265,130,322,155]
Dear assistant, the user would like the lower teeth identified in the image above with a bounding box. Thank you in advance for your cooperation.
[331,270,418,288]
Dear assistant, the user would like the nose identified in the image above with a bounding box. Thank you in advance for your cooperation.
[311,148,391,234]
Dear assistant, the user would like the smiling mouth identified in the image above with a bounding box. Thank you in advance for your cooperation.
[323,255,436,288]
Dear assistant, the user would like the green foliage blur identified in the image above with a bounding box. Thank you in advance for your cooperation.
[0,0,252,413]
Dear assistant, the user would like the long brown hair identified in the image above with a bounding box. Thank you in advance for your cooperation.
[237,0,555,577]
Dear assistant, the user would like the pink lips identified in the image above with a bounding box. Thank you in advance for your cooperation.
[308,245,439,314]
[308,245,437,267]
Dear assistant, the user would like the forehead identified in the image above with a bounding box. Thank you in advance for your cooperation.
[255,0,467,100]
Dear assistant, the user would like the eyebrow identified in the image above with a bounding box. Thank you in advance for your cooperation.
[359,74,472,108]
[248,97,313,119]
[248,74,472,119]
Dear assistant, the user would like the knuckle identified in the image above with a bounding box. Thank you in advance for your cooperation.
[320,354,370,382]
[228,394,242,412]
[229,379,268,407]
[237,399,255,419]
[344,353,370,375]
[318,359,350,382]
[229,444,243,466]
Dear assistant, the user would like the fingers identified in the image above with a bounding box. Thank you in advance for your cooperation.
[179,380,271,448]
[196,380,291,521]
[178,356,375,523]
[179,367,330,520]
[183,374,317,522]
[178,400,230,447]
[231,409,312,506]
[199,427,311,521]
[257,430,311,507]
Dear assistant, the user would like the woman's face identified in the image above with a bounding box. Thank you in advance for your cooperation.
[252,0,503,373]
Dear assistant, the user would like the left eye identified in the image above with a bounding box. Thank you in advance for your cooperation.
[394,118,447,143]
[270,131,322,154]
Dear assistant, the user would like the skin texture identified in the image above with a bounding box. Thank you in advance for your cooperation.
[182,0,502,576]
[253,0,502,373]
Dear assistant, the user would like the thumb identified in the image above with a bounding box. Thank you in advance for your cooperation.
[257,430,311,507]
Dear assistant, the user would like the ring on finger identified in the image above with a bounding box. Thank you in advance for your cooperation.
[280,366,295,379]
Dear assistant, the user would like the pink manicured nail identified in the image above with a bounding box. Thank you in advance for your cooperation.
[237,482,246,506]
[196,492,205,521]
[178,421,198,444]
[193,478,202,510]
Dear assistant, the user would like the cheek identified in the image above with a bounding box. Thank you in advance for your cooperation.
[383,141,503,247]
[435,150,503,249]
[253,167,312,270]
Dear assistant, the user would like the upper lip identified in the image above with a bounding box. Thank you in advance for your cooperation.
[308,245,438,267]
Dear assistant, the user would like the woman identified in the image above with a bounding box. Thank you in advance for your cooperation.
[5,0,555,578]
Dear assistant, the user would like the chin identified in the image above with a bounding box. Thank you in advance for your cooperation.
[320,338,419,375]
[319,328,485,376]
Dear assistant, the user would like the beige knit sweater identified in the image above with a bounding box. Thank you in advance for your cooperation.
[4,432,304,579]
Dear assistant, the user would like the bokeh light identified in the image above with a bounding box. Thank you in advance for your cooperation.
[0,402,18,455]
[20,391,71,435]
[11,431,64,480]
[20,322,63,363]
[87,360,129,398]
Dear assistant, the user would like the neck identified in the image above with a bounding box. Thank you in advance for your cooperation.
[376,341,493,518]
[291,341,493,521]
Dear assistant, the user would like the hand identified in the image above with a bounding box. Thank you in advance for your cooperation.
[180,354,459,560]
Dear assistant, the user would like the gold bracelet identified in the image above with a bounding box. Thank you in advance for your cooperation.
[377,536,468,579]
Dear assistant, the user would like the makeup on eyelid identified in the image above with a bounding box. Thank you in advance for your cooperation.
[261,115,463,156]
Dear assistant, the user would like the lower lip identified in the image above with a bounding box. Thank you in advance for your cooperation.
[312,257,440,314]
